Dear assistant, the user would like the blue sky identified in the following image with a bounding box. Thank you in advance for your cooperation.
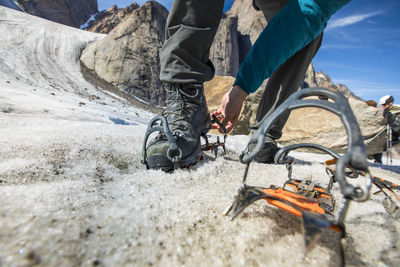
[98,0,399,103]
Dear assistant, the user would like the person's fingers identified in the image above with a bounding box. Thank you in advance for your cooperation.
[210,123,219,129]
[220,117,235,133]
[212,110,224,122]
[210,110,225,129]
[210,123,225,133]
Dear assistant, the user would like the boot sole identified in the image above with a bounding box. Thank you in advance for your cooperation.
[147,145,202,172]
[253,145,280,164]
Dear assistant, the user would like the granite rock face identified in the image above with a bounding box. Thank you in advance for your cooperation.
[16,0,98,28]
[84,3,140,34]
[79,0,363,112]
[210,16,240,77]
[303,64,318,88]
[80,1,168,106]
[226,0,266,64]
[226,0,266,42]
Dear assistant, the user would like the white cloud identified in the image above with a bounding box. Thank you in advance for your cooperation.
[326,11,383,31]
[333,78,400,101]
[321,43,362,50]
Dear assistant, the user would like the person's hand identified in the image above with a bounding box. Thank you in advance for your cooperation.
[212,85,248,133]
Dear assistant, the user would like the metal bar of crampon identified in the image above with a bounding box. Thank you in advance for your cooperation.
[224,88,373,266]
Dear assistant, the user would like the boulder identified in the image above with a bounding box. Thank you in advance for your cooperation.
[279,97,386,154]
[16,0,97,28]
[80,1,168,106]
[204,76,386,155]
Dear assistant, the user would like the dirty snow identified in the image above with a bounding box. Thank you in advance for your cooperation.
[1,6,400,267]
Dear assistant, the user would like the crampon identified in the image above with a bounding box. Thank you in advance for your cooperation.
[325,158,400,219]
[142,113,227,170]
[224,88,374,266]
[200,114,227,160]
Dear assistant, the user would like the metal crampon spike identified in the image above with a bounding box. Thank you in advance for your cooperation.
[302,211,331,250]
[383,195,400,219]
[223,185,268,220]
[302,211,346,267]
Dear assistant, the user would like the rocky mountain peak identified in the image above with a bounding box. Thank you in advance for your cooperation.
[225,0,266,64]
[15,0,98,28]
[315,71,335,88]
[79,0,361,106]
[80,1,169,106]
[85,2,140,34]
[226,0,266,43]
[314,71,360,99]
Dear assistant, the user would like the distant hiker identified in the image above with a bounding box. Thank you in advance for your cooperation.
[373,95,400,163]
[381,95,400,141]
[143,0,352,171]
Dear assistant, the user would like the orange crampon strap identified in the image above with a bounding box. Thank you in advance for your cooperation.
[325,157,400,218]
[325,158,358,178]
[325,158,400,191]
[262,187,341,233]
[264,187,326,215]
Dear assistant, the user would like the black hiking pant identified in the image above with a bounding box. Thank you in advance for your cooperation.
[159,0,322,139]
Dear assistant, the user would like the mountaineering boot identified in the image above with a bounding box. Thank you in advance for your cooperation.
[145,83,209,171]
[251,134,280,164]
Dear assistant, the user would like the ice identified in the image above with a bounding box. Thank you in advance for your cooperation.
[1,6,400,267]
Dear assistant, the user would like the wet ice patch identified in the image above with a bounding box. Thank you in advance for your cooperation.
[109,117,136,125]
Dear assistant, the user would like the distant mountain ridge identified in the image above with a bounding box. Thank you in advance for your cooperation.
[0,0,98,27]
[80,1,168,106]
[0,0,362,105]
[81,0,362,106]
[83,3,140,33]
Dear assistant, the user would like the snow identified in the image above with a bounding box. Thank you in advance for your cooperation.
[80,13,98,29]
[1,6,400,267]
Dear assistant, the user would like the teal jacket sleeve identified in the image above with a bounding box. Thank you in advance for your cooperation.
[234,0,352,94]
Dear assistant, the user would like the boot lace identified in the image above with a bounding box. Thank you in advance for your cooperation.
[162,83,202,133]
